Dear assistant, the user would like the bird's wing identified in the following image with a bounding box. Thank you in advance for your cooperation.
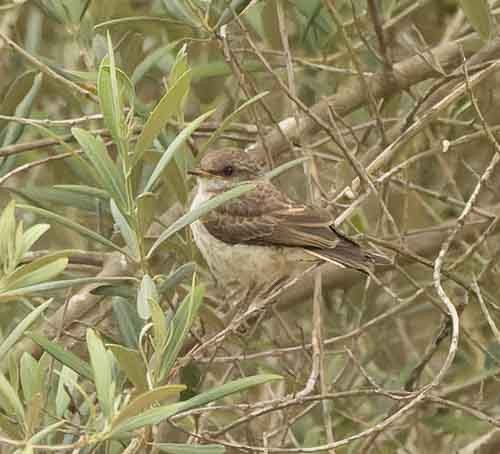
[201,182,346,249]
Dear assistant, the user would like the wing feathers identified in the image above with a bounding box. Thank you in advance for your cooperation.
[201,181,383,269]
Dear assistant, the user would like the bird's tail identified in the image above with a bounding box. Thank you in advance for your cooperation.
[307,237,390,273]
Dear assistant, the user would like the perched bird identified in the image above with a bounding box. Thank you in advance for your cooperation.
[189,149,387,303]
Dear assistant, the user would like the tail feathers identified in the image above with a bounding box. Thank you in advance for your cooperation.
[306,239,390,273]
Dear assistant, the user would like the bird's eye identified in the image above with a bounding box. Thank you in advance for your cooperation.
[222,165,234,177]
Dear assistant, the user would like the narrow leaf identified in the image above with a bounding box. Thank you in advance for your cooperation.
[87,329,114,419]
[113,385,186,426]
[110,374,282,436]
[142,109,215,194]
[0,299,52,360]
[17,204,126,255]
[110,199,140,261]
[133,70,192,166]
[27,332,93,381]
[200,91,269,153]
[148,183,255,258]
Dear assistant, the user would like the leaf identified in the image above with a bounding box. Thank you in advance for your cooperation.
[136,192,156,237]
[264,156,311,180]
[16,224,51,262]
[161,0,201,28]
[147,183,255,258]
[142,109,215,194]
[109,374,282,436]
[27,332,93,381]
[110,199,140,261]
[132,70,192,167]
[0,370,25,423]
[0,299,52,361]
[157,444,225,454]
[112,384,186,426]
[458,0,492,41]
[200,91,269,154]
[0,277,135,303]
[1,73,43,150]
[108,344,148,392]
[86,329,114,420]
[131,42,179,85]
[0,200,17,273]
[157,262,196,296]
[55,366,78,418]
[71,127,127,207]
[137,274,158,320]
[216,0,253,28]
[149,290,168,353]
[0,71,37,131]
[97,39,134,153]
[20,353,41,402]
[0,255,68,293]
[159,277,203,381]
[112,297,142,348]
[17,204,126,255]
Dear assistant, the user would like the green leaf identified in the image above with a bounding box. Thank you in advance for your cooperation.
[108,344,148,392]
[97,38,134,153]
[157,444,225,454]
[0,299,52,360]
[17,204,126,255]
[0,71,38,131]
[458,0,492,41]
[0,200,17,273]
[109,374,282,436]
[20,353,41,402]
[54,184,109,200]
[216,0,253,28]
[113,384,186,427]
[16,224,51,262]
[157,262,196,296]
[161,0,201,28]
[136,192,156,236]
[55,366,78,418]
[110,199,140,261]
[95,15,185,30]
[137,274,158,320]
[86,329,114,420]
[149,287,168,350]
[0,277,135,303]
[142,109,215,194]
[36,0,91,25]
[200,91,269,154]
[0,370,25,423]
[1,73,43,150]
[112,297,142,348]
[131,42,179,85]
[159,277,203,381]
[71,128,127,207]
[147,183,255,258]
[0,255,68,293]
[133,70,192,167]
[264,156,311,180]
[27,332,93,381]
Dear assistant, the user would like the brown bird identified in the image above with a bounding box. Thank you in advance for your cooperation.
[189,149,387,303]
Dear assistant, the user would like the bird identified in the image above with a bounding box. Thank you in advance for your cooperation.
[188,148,388,304]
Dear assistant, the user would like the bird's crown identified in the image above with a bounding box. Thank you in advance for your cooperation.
[195,148,264,180]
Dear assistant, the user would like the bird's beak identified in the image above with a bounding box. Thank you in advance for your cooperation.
[187,167,210,177]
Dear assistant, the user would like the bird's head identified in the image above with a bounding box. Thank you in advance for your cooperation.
[189,149,264,191]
